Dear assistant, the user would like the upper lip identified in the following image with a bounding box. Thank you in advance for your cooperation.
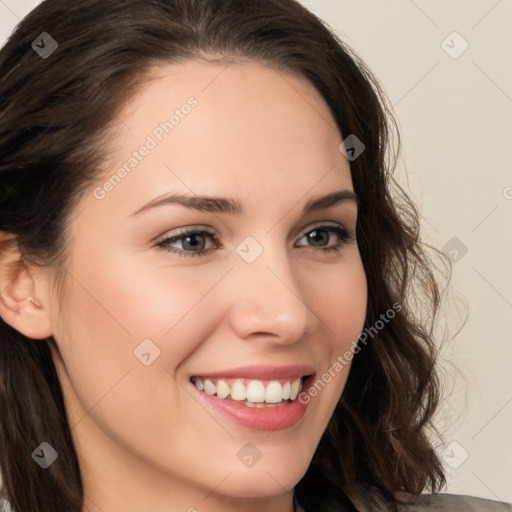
[191,364,315,380]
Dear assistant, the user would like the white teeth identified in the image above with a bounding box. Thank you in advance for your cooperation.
[203,379,216,395]
[216,379,230,399]
[246,380,265,403]
[289,378,301,400]
[230,381,247,401]
[265,380,283,403]
[243,400,289,408]
[282,381,291,400]
[192,376,305,404]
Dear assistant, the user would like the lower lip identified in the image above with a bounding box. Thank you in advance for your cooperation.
[192,376,314,431]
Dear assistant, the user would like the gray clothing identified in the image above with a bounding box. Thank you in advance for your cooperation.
[294,486,512,511]
[351,488,511,512]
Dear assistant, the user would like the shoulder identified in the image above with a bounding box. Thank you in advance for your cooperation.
[352,487,512,512]
[294,470,511,512]
[395,493,512,512]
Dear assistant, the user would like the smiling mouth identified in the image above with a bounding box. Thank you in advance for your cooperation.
[190,376,309,407]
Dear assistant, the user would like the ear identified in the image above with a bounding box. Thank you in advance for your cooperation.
[0,232,53,340]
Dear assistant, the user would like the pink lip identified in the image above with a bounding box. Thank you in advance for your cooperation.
[191,364,315,380]
[189,368,317,432]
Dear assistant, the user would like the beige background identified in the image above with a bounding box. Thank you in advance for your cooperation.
[1,0,511,503]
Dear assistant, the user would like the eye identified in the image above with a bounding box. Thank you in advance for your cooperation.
[156,228,220,258]
[295,224,355,253]
[155,224,355,258]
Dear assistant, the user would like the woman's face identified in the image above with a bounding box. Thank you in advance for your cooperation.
[45,59,367,509]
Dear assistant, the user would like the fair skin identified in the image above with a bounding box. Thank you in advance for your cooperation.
[0,59,367,512]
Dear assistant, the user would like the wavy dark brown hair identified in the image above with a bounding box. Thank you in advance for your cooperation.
[0,0,451,510]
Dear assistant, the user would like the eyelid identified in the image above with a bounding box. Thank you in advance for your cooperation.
[155,221,351,244]
[155,227,220,247]
[299,220,347,234]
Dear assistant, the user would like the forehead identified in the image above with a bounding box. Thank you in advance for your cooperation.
[120,58,338,131]
[89,59,352,215]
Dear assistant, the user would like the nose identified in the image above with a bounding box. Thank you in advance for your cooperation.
[225,244,319,344]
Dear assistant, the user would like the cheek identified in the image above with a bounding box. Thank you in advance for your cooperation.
[295,255,367,409]
[51,252,228,422]
[305,254,367,352]
[50,256,228,465]
[64,248,227,356]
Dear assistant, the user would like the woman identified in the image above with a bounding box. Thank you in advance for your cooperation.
[0,1,509,511]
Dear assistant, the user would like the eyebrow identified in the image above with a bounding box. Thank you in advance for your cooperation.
[129,189,358,217]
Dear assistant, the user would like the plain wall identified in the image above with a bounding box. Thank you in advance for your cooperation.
[1,0,511,503]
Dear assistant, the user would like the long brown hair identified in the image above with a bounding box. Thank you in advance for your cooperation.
[0,1,449,510]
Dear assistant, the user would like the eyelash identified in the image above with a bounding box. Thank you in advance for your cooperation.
[155,225,355,258]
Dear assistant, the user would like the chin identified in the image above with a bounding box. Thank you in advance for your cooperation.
[219,451,311,498]
[223,472,304,499]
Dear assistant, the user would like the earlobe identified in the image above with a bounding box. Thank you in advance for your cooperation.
[0,232,53,340]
